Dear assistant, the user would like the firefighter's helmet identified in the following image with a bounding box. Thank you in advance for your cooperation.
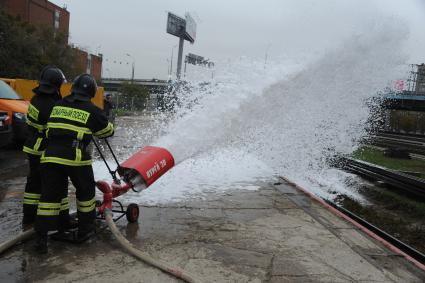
[71,74,97,100]
[37,65,66,95]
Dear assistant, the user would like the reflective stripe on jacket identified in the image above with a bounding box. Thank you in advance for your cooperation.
[40,97,114,166]
[23,92,62,156]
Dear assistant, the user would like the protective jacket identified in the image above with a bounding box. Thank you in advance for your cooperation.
[23,90,61,156]
[40,95,114,166]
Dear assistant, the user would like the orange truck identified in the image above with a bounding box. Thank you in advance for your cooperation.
[0,78,104,146]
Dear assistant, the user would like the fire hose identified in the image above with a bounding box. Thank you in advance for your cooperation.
[93,139,201,282]
[0,218,201,283]
[104,209,201,283]
[0,229,35,254]
[0,139,202,283]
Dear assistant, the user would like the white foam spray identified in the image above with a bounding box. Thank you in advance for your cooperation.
[94,19,409,204]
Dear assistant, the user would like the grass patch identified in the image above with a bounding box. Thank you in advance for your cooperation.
[352,147,425,178]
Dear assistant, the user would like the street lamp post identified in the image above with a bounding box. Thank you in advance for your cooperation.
[166,59,170,77]
[125,53,135,83]
[264,43,271,69]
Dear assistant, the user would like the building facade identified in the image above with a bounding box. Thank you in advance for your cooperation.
[1,0,102,81]
[73,48,103,82]
[1,0,69,36]
[415,64,425,94]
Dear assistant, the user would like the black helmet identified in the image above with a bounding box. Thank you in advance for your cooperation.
[71,74,97,101]
[36,65,66,95]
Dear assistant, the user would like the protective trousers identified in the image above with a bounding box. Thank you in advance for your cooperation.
[23,155,41,224]
[35,163,96,234]
[23,155,70,224]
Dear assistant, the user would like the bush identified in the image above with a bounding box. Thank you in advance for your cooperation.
[118,82,149,111]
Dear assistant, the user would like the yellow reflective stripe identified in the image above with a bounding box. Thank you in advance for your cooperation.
[37,210,60,216]
[97,132,113,139]
[94,122,113,137]
[33,137,43,152]
[78,204,95,213]
[61,203,70,210]
[23,146,43,156]
[60,197,69,210]
[77,197,96,207]
[50,106,90,123]
[26,119,46,132]
[24,192,41,199]
[22,136,44,155]
[27,104,39,120]
[47,122,92,134]
[77,131,84,140]
[77,197,96,213]
[38,202,61,209]
[40,156,92,166]
[37,201,61,216]
[76,148,82,162]
[23,199,39,205]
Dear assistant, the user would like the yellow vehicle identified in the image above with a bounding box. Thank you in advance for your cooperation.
[1,78,104,109]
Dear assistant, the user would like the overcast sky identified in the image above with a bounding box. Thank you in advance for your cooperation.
[51,0,425,80]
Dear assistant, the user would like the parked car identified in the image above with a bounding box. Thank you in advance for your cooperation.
[0,80,29,145]
[0,110,12,148]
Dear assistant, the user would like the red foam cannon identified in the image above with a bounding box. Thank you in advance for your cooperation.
[119,146,175,187]
[96,146,175,214]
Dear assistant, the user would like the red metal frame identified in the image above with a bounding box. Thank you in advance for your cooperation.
[95,181,132,215]
[95,146,175,218]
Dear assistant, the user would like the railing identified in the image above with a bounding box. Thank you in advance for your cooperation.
[341,158,425,199]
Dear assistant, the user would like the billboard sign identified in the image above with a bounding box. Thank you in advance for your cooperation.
[184,13,197,43]
[166,12,185,37]
[186,53,204,65]
[185,53,213,68]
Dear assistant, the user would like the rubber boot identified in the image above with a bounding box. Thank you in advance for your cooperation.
[22,213,35,226]
[34,232,48,254]
[76,222,96,242]
[76,228,95,242]
[51,215,79,242]
[58,215,78,232]
[22,221,33,232]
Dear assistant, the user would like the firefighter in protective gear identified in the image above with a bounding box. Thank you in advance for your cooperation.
[22,66,67,225]
[34,74,114,252]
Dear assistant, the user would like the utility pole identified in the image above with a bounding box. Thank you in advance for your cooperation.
[264,43,271,69]
[126,53,135,83]
[167,59,170,77]
[166,12,197,80]
[176,37,184,80]
[184,57,187,78]
[170,45,177,79]
[131,61,135,83]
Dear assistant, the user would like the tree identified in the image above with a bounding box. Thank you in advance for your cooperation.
[119,82,150,110]
[0,8,78,80]
[35,26,80,78]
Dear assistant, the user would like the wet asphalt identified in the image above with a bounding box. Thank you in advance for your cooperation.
[0,116,424,282]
